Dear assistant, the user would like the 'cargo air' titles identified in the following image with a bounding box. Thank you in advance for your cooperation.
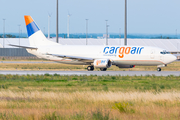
[103,47,144,58]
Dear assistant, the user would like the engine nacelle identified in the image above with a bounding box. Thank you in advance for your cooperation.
[116,65,135,68]
[94,59,112,68]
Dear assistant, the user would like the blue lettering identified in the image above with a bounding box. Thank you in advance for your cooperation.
[136,47,140,54]
[101,60,106,63]
[109,47,115,54]
[103,47,144,56]
[103,47,109,54]
[115,47,120,54]
[139,47,144,54]
[131,47,136,54]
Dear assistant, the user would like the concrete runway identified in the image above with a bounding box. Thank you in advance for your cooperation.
[0,70,179,76]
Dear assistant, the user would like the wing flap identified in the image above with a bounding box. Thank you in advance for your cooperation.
[47,53,94,62]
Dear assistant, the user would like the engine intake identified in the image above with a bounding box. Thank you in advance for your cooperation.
[94,59,112,68]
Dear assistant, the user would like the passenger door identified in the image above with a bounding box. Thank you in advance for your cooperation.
[160,52,164,62]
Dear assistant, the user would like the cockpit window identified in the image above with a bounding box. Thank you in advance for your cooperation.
[160,51,171,54]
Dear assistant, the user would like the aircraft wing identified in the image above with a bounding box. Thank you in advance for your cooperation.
[47,53,94,62]
[8,44,38,49]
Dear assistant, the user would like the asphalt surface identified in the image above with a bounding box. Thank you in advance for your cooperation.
[0,61,54,64]
[0,70,179,76]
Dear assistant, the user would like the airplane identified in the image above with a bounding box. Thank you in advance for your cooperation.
[9,16,177,71]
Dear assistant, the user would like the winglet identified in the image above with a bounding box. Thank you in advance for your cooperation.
[24,16,40,37]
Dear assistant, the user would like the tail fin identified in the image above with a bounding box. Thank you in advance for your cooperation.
[24,16,56,46]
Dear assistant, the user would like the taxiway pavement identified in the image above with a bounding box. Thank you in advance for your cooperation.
[0,71,179,76]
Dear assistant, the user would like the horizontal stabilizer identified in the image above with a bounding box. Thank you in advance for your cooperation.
[8,44,38,49]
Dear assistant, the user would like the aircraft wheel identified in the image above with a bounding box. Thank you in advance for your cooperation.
[157,67,161,72]
[91,66,94,71]
[87,66,94,71]
[100,68,107,71]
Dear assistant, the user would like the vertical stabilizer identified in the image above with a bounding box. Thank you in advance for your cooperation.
[24,16,57,47]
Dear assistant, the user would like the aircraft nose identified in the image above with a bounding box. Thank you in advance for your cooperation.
[171,55,177,62]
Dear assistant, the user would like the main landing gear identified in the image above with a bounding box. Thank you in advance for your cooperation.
[87,66,94,71]
[87,66,107,71]
[157,67,161,72]
[100,68,107,71]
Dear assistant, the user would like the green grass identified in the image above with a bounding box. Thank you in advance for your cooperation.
[0,74,179,92]
[0,75,179,119]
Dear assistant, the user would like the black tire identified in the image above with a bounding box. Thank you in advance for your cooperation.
[87,66,92,71]
[87,66,94,71]
[157,67,161,72]
[100,68,107,71]
[91,66,94,71]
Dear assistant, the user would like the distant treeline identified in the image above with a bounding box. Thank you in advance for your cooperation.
[0,33,179,39]
[0,34,17,38]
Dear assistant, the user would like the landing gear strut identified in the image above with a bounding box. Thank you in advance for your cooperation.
[87,66,94,71]
[157,67,161,72]
[100,68,107,71]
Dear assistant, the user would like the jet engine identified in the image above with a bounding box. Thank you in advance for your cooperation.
[116,65,135,68]
[94,59,112,68]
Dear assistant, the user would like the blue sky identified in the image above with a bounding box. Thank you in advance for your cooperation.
[0,0,180,34]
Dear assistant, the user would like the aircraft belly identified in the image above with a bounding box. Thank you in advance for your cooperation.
[114,60,163,66]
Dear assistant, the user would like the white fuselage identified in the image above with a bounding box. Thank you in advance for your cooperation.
[27,45,177,66]
[12,16,177,71]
